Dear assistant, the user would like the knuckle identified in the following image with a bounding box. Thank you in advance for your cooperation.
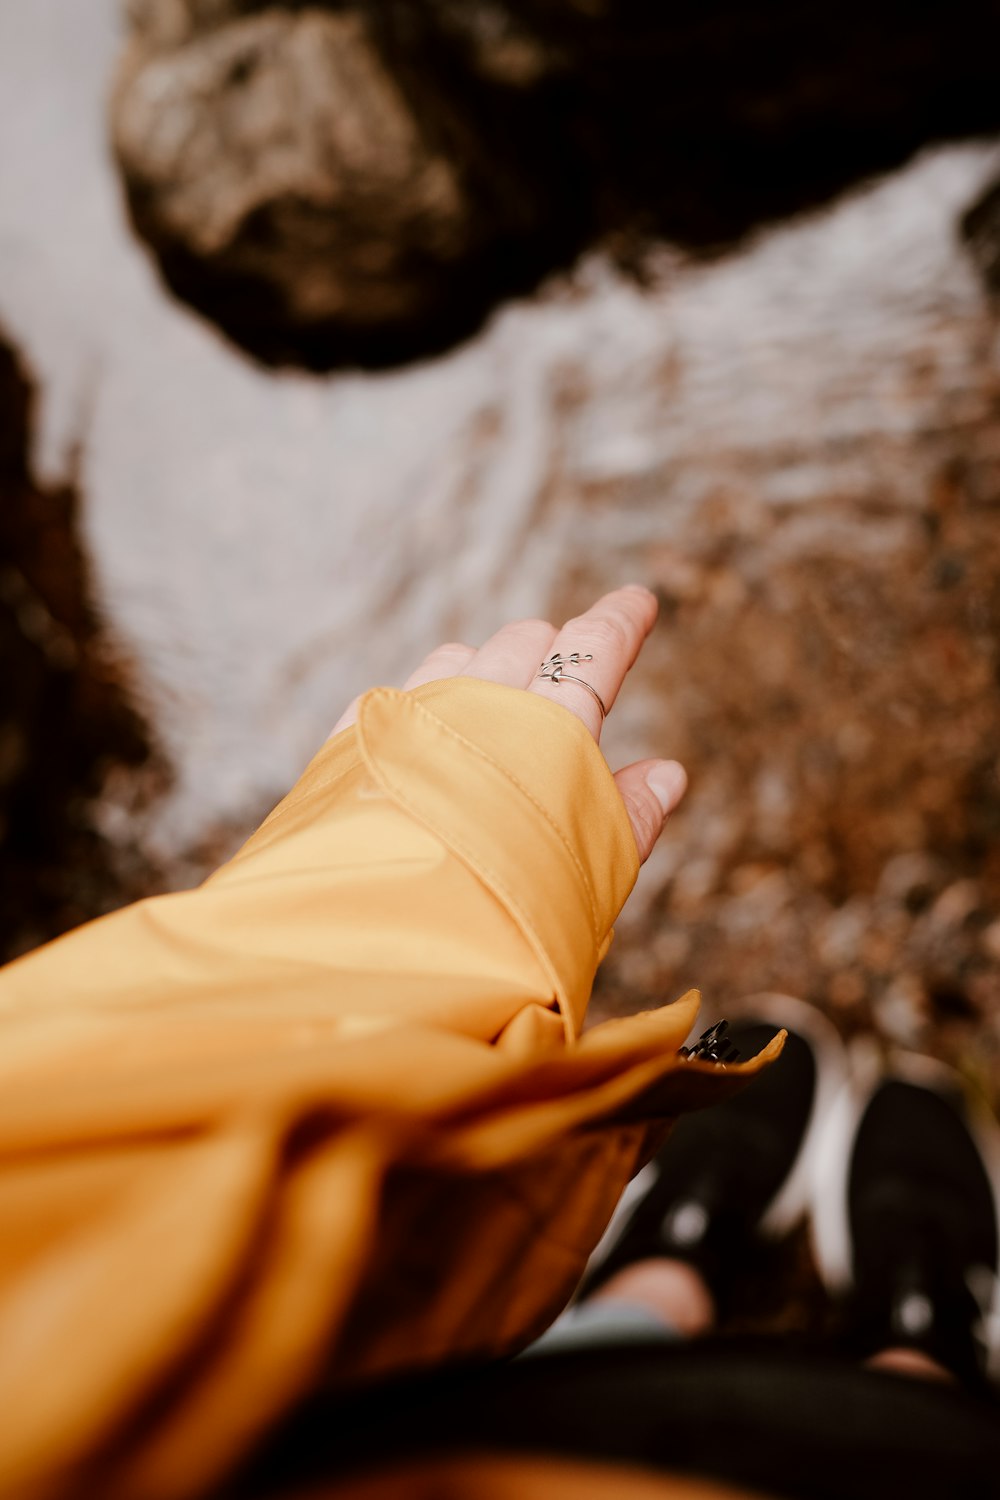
[621,786,659,850]
[586,615,629,654]
[499,617,553,641]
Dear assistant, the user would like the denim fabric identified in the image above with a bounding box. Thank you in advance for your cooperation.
[522,1298,680,1356]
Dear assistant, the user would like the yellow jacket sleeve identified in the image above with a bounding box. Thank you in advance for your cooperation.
[0,679,780,1500]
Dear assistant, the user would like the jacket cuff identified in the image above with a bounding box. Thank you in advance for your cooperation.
[355,679,639,1038]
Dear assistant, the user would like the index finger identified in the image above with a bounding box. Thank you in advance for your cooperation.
[528,584,658,740]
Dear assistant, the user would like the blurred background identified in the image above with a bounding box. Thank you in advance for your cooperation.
[3,0,1000,1103]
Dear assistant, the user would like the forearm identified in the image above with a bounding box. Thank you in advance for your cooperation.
[0,679,637,1046]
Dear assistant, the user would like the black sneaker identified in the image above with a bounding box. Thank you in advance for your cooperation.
[580,994,846,1312]
[811,1045,1000,1392]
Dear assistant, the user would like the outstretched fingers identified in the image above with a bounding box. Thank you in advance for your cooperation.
[328,642,475,735]
[459,618,558,688]
[403,642,477,689]
[325,590,683,864]
[528,584,659,740]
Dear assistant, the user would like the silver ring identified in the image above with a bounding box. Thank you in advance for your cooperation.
[537,653,608,721]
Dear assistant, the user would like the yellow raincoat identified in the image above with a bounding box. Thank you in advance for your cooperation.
[0,679,780,1500]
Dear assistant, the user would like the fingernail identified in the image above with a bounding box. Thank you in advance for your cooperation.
[646,760,687,814]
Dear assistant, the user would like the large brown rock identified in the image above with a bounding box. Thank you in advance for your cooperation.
[114,10,476,356]
[113,1,1000,365]
[112,3,572,365]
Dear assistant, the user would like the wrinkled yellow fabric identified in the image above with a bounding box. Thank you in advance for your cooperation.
[0,679,781,1500]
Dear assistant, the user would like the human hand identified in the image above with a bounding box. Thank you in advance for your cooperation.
[330,584,687,863]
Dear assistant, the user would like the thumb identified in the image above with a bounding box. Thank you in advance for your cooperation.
[613,758,688,864]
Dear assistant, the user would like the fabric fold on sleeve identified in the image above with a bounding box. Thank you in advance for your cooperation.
[0,675,779,1500]
[355,679,639,1039]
